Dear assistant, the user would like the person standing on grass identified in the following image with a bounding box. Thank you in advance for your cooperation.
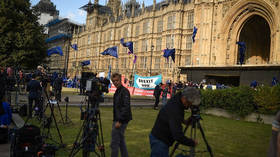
[53,73,63,102]
[153,83,162,110]
[26,73,42,117]
[268,110,280,157]
[111,73,132,157]
[149,87,200,157]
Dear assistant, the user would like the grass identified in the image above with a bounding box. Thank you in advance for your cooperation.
[26,106,271,157]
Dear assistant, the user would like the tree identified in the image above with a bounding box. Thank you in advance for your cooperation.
[0,0,48,69]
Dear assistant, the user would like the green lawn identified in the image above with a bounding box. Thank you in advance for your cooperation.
[26,107,271,157]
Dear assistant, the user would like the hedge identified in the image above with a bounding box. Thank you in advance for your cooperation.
[200,85,280,117]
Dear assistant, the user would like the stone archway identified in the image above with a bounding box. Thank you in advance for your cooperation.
[220,0,278,65]
[238,15,271,64]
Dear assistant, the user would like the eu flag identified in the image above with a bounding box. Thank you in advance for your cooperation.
[120,38,133,54]
[101,46,118,58]
[47,46,63,56]
[192,26,198,43]
[163,48,175,63]
[236,42,246,65]
[81,60,90,66]
[120,38,137,63]
[71,44,78,51]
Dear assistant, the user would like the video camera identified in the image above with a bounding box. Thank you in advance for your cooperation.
[85,73,110,105]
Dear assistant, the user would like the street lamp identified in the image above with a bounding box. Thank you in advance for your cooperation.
[150,45,154,76]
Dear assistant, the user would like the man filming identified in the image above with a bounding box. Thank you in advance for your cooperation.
[111,73,132,157]
[149,87,200,157]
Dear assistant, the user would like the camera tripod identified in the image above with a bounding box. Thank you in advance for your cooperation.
[170,113,213,157]
[69,95,105,157]
[24,88,65,147]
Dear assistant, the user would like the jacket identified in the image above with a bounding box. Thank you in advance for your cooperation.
[153,85,162,97]
[113,85,132,123]
[27,79,42,99]
[151,92,195,147]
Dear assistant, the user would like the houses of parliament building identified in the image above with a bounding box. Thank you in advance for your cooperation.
[67,0,280,85]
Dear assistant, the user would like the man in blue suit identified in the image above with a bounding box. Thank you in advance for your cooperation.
[26,73,42,117]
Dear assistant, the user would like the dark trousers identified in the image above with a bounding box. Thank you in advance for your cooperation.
[28,97,39,117]
[154,95,160,108]
[54,89,62,101]
[149,134,169,157]
[110,121,128,157]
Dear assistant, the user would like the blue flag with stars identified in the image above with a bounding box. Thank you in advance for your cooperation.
[101,46,118,58]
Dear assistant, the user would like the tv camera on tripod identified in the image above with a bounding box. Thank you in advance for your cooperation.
[170,98,214,157]
[69,72,110,157]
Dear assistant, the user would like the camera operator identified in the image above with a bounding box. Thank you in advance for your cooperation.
[26,73,42,117]
[149,87,201,157]
[111,73,132,157]
[53,73,63,102]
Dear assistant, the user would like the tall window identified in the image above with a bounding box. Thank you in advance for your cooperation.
[143,20,150,34]
[167,14,176,30]
[123,26,128,38]
[103,33,106,42]
[185,55,191,65]
[186,35,192,50]
[187,11,194,29]
[154,57,161,69]
[108,30,112,41]
[88,35,91,45]
[121,58,126,68]
[157,19,163,33]
[134,41,138,53]
[118,30,121,39]
[97,32,100,43]
[166,35,174,49]
[135,25,140,36]
[142,40,148,52]
[86,49,90,57]
[165,58,173,68]
[115,59,119,69]
[140,56,147,69]
[156,38,162,51]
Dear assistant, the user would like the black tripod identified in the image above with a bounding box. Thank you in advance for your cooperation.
[63,96,73,124]
[39,89,65,147]
[69,95,105,157]
[170,111,213,157]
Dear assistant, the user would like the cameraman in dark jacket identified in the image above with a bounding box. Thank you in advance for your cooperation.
[26,73,42,117]
[111,73,132,157]
[150,87,201,157]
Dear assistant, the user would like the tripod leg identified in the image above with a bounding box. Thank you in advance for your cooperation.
[170,125,190,157]
[197,121,214,157]
[56,102,65,124]
[97,111,105,157]
[49,103,64,146]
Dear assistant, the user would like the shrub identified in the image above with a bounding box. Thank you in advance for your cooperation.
[201,86,256,117]
[253,85,280,114]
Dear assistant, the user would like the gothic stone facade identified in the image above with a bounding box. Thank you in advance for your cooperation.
[67,0,280,84]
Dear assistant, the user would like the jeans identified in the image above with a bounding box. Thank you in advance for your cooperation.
[149,134,169,157]
[154,96,160,108]
[162,97,167,106]
[28,97,39,117]
[111,122,128,157]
